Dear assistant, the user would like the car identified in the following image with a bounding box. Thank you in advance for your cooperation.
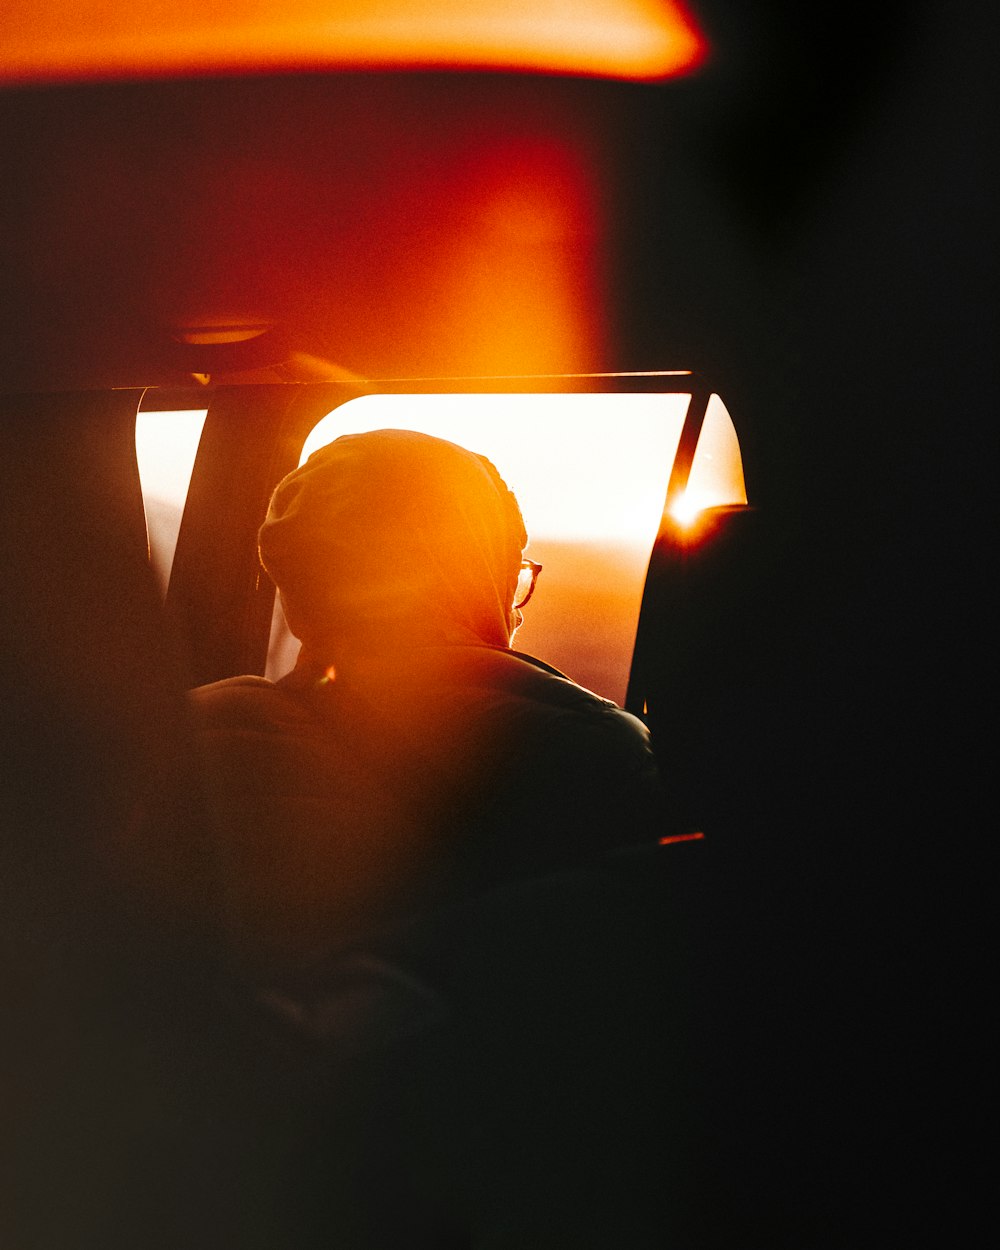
[1,2,991,1246]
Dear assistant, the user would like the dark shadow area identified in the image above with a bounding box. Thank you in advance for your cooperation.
[1,1,993,1244]
[621,3,994,1242]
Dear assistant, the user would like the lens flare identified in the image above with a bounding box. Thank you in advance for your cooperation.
[666,393,747,527]
[5,0,707,86]
[668,490,703,526]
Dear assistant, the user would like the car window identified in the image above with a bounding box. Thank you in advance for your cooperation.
[266,391,745,704]
[135,407,208,594]
[132,391,744,704]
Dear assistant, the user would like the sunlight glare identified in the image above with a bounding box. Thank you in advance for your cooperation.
[667,394,747,525]
[135,409,207,506]
[291,389,734,702]
[300,392,691,548]
[135,408,207,590]
[6,0,706,85]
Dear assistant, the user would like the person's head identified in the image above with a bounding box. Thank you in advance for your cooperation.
[258,428,528,658]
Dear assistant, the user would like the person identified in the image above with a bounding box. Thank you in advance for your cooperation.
[184,429,688,1248]
[192,428,667,973]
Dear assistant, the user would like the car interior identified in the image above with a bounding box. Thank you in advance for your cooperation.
[2,2,990,1246]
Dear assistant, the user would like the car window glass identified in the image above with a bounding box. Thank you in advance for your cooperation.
[135,408,208,594]
[267,392,744,704]
[132,392,744,704]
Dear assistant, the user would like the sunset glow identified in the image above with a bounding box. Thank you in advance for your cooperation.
[293,391,746,699]
[136,389,746,703]
[135,391,737,551]
[135,408,207,590]
[668,393,748,525]
[5,0,706,86]
[135,409,207,505]
[301,390,746,543]
[300,392,691,547]
[386,138,605,376]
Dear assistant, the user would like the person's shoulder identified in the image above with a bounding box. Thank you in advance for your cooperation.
[511,652,657,774]
[475,645,629,709]
[442,644,652,748]
[455,647,665,837]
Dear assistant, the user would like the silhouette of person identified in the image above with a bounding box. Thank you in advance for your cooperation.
[192,428,666,972]
[176,429,691,1249]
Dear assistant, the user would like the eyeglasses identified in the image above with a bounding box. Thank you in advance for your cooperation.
[514,559,542,610]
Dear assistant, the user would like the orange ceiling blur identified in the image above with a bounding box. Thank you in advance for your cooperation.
[2,0,706,86]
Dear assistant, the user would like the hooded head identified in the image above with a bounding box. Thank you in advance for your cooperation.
[258,428,528,659]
